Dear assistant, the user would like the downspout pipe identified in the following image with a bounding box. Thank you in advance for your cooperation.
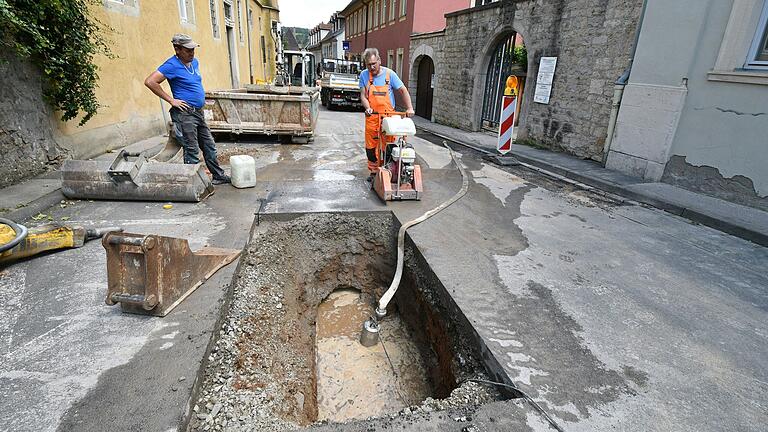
[602,0,648,163]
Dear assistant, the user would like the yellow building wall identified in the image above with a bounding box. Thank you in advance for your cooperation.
[56,0,279,159]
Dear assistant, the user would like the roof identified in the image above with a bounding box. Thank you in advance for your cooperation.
[252,0,279,12]
[320,28,344,44]
[282,28,301,50]
[311,23,333,33]
[339,0,363,16]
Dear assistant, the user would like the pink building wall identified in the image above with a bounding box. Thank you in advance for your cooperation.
[412,0,471,34]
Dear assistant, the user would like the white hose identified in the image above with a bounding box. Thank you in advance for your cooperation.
[376,141,469,316]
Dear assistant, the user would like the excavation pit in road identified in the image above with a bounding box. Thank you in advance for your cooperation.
[190,212,506,431]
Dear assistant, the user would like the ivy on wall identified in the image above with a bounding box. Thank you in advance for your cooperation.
[0,0,113,125]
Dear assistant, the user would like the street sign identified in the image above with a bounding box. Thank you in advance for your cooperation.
[497,95,516,155]
[343,40,350,51]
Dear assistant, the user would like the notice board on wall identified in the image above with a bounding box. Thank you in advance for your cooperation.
[534,57,557,104]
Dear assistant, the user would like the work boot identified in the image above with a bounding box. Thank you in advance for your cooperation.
[212,175,231,185]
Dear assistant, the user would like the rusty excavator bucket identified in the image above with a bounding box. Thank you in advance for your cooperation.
[102,232,240,316]
[61,134,214,202]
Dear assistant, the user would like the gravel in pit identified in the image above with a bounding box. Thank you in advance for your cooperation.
[189,213,503,432]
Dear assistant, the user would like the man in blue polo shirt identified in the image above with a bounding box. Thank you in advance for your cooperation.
[144,33,230,185]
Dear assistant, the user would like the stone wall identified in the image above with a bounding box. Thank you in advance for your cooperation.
[408,30,446,120]
[436,0,643,160]
[0,52,66,188]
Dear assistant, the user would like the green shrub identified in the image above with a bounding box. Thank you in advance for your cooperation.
[512,45,527,71]
[0,0,113,125]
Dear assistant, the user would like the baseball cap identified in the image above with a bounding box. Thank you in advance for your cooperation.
[171,33,199,49]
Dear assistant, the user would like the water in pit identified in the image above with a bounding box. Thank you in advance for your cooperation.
[315,288,432,422]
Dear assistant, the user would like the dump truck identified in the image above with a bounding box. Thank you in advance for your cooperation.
[203,82,320,143]
[319,58,364,110]
[203,32,321,142]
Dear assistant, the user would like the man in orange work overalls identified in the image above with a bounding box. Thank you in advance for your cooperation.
[359,48,415,183]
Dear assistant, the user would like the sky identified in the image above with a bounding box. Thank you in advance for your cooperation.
[279,0,352,29]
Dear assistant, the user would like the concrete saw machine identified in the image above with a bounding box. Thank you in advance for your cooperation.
[372,113,423,201]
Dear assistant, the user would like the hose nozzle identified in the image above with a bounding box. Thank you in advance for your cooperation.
[359,318,380,347]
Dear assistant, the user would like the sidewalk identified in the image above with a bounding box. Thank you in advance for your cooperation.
[0,135,168,223]
[413,117,768,247]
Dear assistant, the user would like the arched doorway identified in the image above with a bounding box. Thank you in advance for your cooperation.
[415,56,434,120]
[480,33,526,132]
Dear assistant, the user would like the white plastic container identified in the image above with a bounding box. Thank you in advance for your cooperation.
[381,115,416,137]
[230,155,257,189]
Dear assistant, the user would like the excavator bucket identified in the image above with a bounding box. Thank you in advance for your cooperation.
[60,134,214,202]
[102,232,240,317]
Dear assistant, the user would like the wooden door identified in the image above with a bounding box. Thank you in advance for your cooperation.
[415,57,434,120]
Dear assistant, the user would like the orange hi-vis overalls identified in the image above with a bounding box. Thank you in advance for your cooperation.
[364,70,397,174]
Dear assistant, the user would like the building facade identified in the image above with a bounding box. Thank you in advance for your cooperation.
[606,0,768,210]
[307,23,332,62]
[1,0,281,186]
[342,0,471,86]
[61,0,280,159]
[321,13,346,60]
[414,0,643,161]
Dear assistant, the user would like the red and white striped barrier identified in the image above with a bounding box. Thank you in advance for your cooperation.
[497,95,516,155]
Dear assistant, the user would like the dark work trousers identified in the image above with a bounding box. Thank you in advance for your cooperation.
[169,107,227,180]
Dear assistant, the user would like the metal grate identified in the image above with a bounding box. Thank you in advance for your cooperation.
[481,34,516,131]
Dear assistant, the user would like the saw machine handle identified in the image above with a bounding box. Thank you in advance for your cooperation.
[370,110,407,117]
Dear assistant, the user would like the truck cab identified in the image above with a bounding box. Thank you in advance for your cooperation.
[319,58,364,110]
[282,50,318,88]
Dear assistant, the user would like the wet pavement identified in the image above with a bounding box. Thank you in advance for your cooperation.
[0,107,766,431]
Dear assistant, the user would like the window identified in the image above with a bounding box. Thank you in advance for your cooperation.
[368,3,374,28]
[210,0,220,38]
[223,0,234,26]
[709,0,768,84]
[382,0,387,25]
[396,48,403,76]
[261,35,267,63]
[474,0,498,5]
[374,0,379,27]
[387,50,394,68]
[104,0,138,14]
[746,0,768,68]
[400,0,406,17]
[390,0,396,21]
[237,0,244,42]
[178,0,195,24]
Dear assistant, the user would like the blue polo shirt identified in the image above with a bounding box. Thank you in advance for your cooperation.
[158,56,205,108]
[359,67,403,108]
